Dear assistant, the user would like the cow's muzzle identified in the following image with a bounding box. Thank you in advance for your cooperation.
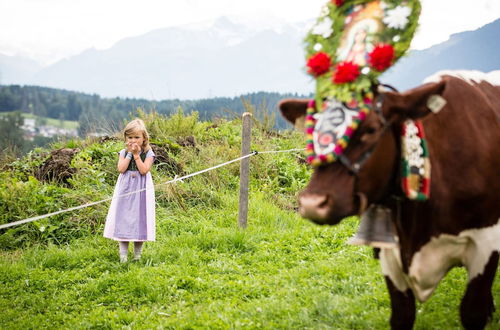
[298,192,334,224]
[299,192,368,225]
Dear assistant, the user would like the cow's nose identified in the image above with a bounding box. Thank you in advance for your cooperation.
[299,193,331,222]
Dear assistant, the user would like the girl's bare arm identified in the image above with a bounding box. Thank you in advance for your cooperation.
[117,153,132,173]
[133,155,154,175]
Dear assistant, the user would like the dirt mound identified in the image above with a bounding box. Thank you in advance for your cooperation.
[151,144,183,176]
[35,148,80,184]
[97,135,120,144]
[177,136,196,148]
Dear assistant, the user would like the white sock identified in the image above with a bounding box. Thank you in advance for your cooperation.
[119,241,129,261]
[134,242,144,260]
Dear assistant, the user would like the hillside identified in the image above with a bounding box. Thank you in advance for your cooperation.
[0,111,499,328]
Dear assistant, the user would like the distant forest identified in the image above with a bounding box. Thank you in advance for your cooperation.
[0,85,309,135]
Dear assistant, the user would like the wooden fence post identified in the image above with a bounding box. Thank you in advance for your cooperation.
[238,112,252,228]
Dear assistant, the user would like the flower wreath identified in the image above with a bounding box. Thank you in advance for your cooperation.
[303,0,421,166]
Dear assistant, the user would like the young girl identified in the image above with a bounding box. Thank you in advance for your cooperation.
[104,119,156,262]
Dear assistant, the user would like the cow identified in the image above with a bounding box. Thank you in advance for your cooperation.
[279,70,500,330]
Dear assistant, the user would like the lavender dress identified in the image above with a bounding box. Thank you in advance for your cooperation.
[104,149,156,242]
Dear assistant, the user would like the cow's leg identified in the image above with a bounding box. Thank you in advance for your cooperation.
[385,276,416,330]
[460,251,499,330]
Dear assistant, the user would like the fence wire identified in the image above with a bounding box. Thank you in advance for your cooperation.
[0,148,304,230]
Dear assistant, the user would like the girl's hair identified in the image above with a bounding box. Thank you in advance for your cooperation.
[123,119,151,152]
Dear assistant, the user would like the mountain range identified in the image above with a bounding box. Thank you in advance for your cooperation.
[1,17,499,100]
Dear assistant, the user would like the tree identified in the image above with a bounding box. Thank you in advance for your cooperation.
[0,111,25,151]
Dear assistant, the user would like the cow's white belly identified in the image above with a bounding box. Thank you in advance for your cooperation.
[380,219,500,302]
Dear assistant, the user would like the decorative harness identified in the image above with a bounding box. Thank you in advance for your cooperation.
[337,89,390,175]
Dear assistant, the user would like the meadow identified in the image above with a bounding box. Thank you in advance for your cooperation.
[1,112,79,130]
[1,109,498,329]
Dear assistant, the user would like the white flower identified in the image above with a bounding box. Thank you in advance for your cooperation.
[361,67,371,74]
[312,17,334,38]
[383,5,411,29]
[392,35,401,42]
[319,4,330,17]
[313,43,323,51]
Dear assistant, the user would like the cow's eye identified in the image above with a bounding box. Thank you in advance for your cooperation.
[365,127,376,135]
[360,126,378,144]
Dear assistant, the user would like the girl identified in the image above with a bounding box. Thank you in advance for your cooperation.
[104,119,156,262]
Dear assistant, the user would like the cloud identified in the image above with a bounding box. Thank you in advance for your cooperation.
[0,0,498,64]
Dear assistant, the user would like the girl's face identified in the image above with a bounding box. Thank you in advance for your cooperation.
[126,131,144,148]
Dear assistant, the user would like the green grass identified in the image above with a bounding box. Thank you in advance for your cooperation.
[0,110,498,329]
[1,112,79,130]
[1,203,498,329]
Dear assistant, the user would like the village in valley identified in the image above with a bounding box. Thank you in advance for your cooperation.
[20,116,78,140]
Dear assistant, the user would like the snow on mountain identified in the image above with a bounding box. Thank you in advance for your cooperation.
[1,16,498,100]
[26,16,312,100]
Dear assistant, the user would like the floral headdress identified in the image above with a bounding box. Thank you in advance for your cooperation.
[303,0,421,166]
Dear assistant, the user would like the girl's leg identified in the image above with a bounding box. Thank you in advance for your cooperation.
[119,241,129,263]
[133,242,144,260]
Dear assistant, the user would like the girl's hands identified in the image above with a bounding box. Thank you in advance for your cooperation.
[128,142,141,156]
[126,142,134,153]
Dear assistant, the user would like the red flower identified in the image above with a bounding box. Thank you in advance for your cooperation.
[306,52,332,77]
[333,61,360,83]
[332,0,344,6]
[368,44,395,71]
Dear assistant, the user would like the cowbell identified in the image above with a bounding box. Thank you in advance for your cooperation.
[349,204,398,248]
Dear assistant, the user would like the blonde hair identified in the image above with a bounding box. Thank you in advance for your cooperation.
[123,118,151,152]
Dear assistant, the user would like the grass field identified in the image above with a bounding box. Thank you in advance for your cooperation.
[1,200,498,329]
[0,110,498,329]
[21,112,79,130]
[0,111,79,130]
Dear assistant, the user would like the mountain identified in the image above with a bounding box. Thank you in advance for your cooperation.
[1,17,499,99]
[0,54,42,85]
[381,19,500,90]
[28,17,313,100]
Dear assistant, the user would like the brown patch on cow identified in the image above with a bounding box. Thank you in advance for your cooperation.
[150,144,184,177]
[35,148,80,184]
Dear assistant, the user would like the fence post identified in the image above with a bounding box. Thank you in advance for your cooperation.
[238,112,252,228]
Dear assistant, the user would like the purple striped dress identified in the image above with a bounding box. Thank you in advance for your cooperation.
[104,149,156,241]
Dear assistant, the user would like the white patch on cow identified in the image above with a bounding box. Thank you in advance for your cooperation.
[380,219,500,302]
[423,70,500,86]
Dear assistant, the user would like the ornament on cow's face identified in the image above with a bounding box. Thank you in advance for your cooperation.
[305,96,371,166]
[303,0,421,166]
[313,99,359,157]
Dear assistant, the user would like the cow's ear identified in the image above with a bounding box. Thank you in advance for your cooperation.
[383,80,447,120]
[279,99,309,130]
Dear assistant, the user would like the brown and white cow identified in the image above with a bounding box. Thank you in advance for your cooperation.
[279,71,500,329]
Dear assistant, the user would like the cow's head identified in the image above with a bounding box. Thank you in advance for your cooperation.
[280,81,445,225]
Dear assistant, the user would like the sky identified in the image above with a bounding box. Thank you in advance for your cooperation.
[1,0,499,66]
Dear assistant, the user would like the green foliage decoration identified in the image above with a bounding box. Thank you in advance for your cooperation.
[304,0,421,106]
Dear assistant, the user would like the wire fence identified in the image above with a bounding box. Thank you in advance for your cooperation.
[0,148,304,230]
